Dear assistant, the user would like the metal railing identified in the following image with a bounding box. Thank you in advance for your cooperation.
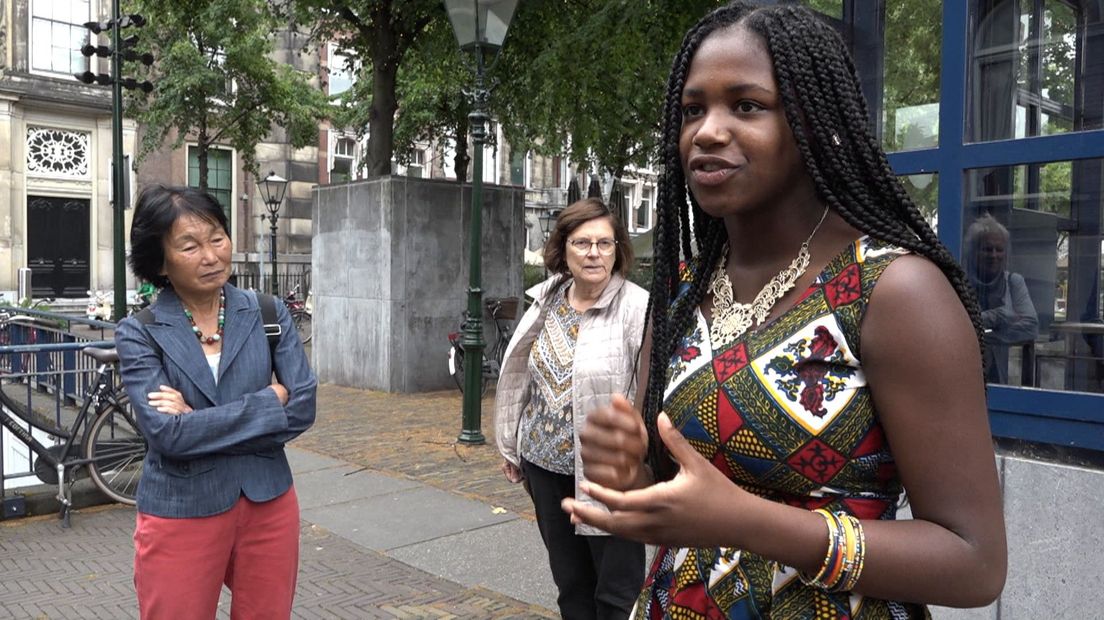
[0,309,116,497]
[230,255,311,297]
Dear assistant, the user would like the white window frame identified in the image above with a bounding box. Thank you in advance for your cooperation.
[329,131,360,184]
[29,0,92,78]
[185,143,237,248]
[396,146,427,178]
[637,184,654,231]
[327,42,356,101]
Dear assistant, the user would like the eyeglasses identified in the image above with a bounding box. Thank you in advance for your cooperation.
[568,238,618,255]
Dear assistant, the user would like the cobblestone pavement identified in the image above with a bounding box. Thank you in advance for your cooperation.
[0,505,555,619]
[0,384,557,619]
[294,386,535,520]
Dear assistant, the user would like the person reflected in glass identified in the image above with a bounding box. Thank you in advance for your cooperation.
[495,198,648,620]
[964,214,1039,384]
[560,3,1006,618]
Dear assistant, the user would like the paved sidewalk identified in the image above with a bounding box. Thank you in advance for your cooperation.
[0,385,559,618]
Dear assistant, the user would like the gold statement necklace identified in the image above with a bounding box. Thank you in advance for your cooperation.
[708,205,831,346]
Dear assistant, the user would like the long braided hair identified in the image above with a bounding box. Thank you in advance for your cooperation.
[642,1,983,479]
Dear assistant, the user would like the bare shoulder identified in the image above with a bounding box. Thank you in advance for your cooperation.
[862,252,981,373]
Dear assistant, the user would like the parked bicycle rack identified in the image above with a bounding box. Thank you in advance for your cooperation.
[0,309,115,517]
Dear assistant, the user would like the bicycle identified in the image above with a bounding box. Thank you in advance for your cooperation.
[0,326,146,526]
[446,296,519,395]
[283,283,312,345]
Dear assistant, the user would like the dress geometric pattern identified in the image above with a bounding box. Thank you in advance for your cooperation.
[633,237,931,620]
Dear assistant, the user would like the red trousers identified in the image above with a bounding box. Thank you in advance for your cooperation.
[133,487,300,620]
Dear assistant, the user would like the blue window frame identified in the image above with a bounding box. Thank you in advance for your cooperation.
[875,2,1104,452]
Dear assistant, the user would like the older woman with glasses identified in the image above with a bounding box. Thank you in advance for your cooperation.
[495,197,649,620]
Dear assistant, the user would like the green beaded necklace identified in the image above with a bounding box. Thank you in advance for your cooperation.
[183,290,226,345]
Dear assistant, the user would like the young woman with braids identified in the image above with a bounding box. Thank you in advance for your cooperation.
[560,3,1006,618]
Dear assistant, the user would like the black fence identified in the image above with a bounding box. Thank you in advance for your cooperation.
[230,259,311,298]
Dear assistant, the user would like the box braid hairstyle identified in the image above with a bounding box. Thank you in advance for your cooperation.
[642,1,984,480]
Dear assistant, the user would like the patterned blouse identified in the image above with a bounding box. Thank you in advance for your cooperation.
[518,284,582,475]
[634,237,931,620]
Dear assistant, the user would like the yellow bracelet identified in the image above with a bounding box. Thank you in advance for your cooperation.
[839,514,866,592]
[800,508,843,588]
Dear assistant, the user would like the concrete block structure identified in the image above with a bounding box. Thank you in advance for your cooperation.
[312,175,524,392]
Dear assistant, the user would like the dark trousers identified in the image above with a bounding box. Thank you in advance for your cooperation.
[522,459,645,620]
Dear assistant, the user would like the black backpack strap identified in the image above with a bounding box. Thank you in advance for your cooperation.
[255,291,281,361]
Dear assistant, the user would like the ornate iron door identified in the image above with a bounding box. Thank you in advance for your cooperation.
[27,196,90,298]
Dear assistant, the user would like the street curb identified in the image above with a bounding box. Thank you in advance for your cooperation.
[2,479,114,520]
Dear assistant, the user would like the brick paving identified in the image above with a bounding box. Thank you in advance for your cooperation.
[0,384,555,619]
[294,386,534,520]
[0,505,554,619]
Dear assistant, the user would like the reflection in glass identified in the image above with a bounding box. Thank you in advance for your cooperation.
[965,159,1103,393]
[901,173,939,232]
[965,215,1040,384]
[883,0,942,151]
[802,0,843,19]
[969,0,1103,143]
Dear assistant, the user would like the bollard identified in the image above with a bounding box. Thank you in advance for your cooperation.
[17,267,32,303]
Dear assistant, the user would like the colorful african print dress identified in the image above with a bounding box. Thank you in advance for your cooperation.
[634,237,931,620]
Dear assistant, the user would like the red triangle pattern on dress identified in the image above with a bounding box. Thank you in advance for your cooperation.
[712,341,749,384]
[824,262,863,309]
[716,388,745,443]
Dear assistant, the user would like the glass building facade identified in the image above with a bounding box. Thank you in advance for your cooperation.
[806,1,1104,454]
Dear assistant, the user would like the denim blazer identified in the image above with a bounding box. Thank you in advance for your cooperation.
[114,284,317,518]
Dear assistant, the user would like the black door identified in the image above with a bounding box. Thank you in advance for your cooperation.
[27,196,90,298]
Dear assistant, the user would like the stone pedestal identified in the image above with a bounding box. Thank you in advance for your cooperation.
[312,176,525,392]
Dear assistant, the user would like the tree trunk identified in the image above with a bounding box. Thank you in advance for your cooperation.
[364,7,400,177]
[365,63,398,176]
[453,116,470,183]
[197,119,209,191]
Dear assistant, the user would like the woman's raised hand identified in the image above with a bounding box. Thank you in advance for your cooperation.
[564,412,749,548]
[579,394,650,491]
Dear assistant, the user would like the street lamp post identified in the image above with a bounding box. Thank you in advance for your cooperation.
[257,172,288,296]
[445,0,518,445]
[538,208,561,241]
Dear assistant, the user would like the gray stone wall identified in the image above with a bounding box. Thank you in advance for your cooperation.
[312,175,525,392]
[905,456,1104,618]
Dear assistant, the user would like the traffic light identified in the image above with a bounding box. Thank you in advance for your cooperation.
[73,14,154,92]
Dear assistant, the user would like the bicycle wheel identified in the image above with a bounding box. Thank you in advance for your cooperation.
[448,344,466,390]
[292,308,312,344]
[448,345,489,396]
[84,397,146,505]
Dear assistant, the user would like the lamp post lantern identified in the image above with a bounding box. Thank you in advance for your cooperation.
[538,208,560,240]
[445,0,517,444]
[257,171,288,296]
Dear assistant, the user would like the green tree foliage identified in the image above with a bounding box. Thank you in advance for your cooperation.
[294,0,731,181]
[124,0,328,188]
[391,17,472,180]
[882,0,941,152]
[493,0,724,177]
